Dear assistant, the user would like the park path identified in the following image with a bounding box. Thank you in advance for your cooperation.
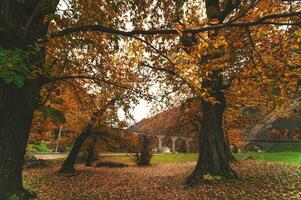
[30,153,147,160]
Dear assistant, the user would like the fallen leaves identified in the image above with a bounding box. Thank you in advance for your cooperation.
[23,160,301,200]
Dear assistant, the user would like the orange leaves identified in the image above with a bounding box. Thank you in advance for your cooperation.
[258,0,270,11]
[208,18,220,25]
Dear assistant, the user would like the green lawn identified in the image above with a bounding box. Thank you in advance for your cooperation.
[235,152,301,165]
[102,152,301,165]
[267,142,301,152]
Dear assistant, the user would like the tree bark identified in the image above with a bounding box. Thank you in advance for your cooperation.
[86,138,97,167]
[185,0,241,187]
[59,97,119,173]
[59,127,92,173]
[0,81,41,198]
[186,76,237,186]
[0,1,59,198]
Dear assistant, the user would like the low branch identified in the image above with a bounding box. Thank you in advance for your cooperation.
[52,11,301,38]
[289,65,301,70]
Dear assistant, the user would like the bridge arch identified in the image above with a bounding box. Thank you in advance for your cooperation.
[244,142,265,152]
[127,130,196,153]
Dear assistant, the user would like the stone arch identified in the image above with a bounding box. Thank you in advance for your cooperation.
[162,136,173,152]
[244,142,265,152]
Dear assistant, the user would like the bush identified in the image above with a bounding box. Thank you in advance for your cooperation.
[26,144,38,153]
[35,143,51,152]
[95,161,128,168]
[26,143,52,153]
[132,135,154,166]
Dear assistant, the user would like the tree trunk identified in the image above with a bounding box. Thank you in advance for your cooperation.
[59,128,92,173]
[86,138,97,167]
[186,90,237,186]
[0,81,41,199]
[0,1,59,198]
[59,98,118,172]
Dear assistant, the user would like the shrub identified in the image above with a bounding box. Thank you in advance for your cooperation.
[26,143,52,153]
[132,135,154,166]
[35,143,51,152]
[95,161,128,168]
[26,144,38,153]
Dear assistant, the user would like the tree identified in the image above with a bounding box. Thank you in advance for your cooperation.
[58,0,298,185]
[0,1,59,197]
[132,135,155,166]
[1,1,152,196]
[85,136,97,167]
[0,1,140,197]
[1,1,300,197]
[59,92,123,173]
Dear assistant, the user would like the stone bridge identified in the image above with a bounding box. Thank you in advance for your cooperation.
[127,130,197,153]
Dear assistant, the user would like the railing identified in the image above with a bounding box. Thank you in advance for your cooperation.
[127,129,198,139]
[243,138,301,143]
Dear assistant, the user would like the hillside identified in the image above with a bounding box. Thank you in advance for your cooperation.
[129,100,201,138]
[246,97,301,140]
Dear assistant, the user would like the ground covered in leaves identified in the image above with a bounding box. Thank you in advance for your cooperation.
[24,160,301,200]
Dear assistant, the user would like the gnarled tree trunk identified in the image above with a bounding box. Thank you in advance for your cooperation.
[0,1,59,198]
[86,138,97,167]
[185,0,241,187]
[59,128,92,173]
[187,90,237,186]
[0,81,41,198]
[59,97,119,173]
[186,68,237,186]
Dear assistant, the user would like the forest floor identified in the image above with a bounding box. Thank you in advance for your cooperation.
[24,160,301,200]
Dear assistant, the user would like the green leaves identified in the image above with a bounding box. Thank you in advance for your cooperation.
[0,48,30,88]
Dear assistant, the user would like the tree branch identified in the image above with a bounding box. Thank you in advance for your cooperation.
[45,75,129,89]
[51,11,301,38]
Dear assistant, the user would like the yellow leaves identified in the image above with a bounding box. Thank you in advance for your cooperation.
[295,29,301,43]
[197,41,209,49]
[258,29,268,39]
[211,35,228,49]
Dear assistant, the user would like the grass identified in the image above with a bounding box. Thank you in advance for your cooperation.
[101,152,301,165]
[267,142,301,152]
[235,152,301,165]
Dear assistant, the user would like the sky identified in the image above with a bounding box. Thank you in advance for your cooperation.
[131,100,151,122]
